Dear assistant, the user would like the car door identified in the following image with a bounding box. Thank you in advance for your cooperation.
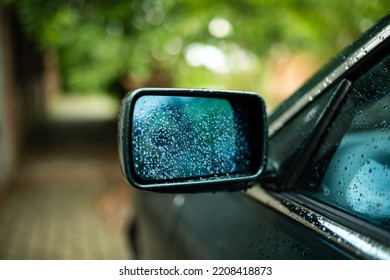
[290,52,390,259]
[131,79,356,259]
[131,79,363,259]
[246,19,390,259]
[131,15,390,260]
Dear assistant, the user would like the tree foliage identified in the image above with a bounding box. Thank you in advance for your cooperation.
[3,0,389,97]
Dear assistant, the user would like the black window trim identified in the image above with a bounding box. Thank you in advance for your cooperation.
[268,22,390,137]
[285,192,390,246]
[284,78,351,190]
[246,186,390,259]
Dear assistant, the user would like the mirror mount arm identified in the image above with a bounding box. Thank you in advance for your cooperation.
[255,161,279,189]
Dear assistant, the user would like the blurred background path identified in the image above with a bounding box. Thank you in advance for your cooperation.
[1,0,387,261]
[0,96,134,260]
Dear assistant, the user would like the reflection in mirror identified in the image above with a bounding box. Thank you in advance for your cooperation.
[132,96,252,182]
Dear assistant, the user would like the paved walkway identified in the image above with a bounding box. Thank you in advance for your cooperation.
[0,120,134,259]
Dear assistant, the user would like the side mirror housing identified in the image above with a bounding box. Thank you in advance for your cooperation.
[118,88,268,193]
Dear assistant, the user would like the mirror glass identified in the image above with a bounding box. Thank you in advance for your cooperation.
[132,95,254,182]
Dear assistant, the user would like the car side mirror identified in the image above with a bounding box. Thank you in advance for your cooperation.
[118,88,268,193]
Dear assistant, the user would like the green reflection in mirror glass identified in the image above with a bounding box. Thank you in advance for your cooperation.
[132,96,251,181]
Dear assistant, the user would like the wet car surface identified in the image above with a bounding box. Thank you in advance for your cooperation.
[120,14,390,259]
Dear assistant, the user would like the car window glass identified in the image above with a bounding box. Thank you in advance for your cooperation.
[295,54,390,230]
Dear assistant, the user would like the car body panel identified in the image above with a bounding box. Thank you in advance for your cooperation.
[133,190,353,259]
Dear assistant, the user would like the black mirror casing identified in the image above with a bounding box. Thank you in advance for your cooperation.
[118,88,268,193]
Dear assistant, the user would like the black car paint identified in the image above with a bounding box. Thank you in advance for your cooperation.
[132,191,353,259]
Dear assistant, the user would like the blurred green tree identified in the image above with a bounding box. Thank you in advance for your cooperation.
[2,0,389,104]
